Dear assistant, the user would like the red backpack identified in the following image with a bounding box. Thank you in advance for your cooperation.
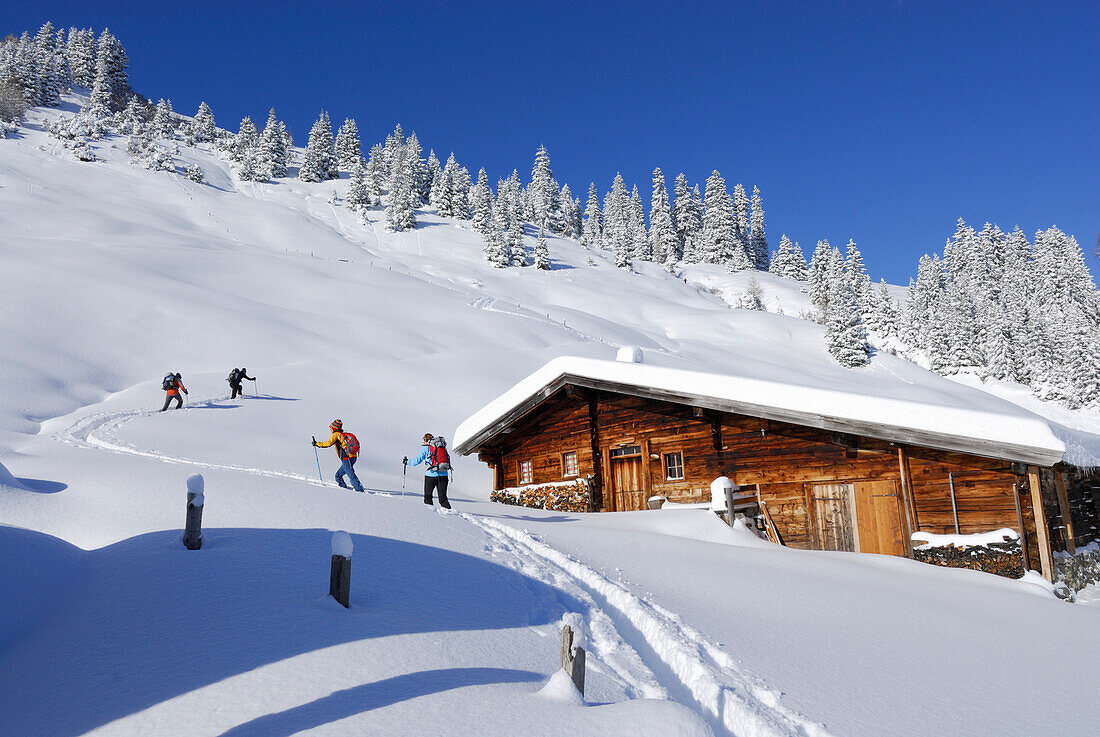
[341,432,360,457]
[428,436,451,472]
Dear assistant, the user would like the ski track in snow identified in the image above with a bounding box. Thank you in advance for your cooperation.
[55,399,831,737]
[464,515,833,737]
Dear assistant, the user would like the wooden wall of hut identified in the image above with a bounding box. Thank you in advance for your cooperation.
[483,388,1041,558]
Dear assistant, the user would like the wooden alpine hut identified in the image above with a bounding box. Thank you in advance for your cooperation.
[453,356,1099,581]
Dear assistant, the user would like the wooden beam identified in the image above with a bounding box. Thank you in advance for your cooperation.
[1054,472,1076,555]
[896,447,918,557]
[640,437,653,499]
[1011,481,1030,571]
[587,396,604,512]
[1027,466,1054,581]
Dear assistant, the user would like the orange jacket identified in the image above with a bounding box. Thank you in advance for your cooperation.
[166,380,187,397]
[316,431,356,459]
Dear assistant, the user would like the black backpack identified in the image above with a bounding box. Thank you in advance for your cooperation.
[227,368,240,384]
[162,373,177,390]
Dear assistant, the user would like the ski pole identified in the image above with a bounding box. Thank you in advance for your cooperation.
[402,457,408,493]
[251,378,258,397]
[313,437,323,481]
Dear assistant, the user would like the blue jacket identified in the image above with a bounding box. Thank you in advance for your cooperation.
[408,444,447,477]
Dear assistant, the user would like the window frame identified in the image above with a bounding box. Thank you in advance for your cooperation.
[561,451,579,478]
[518,459,533,485]
[664,451,685,481]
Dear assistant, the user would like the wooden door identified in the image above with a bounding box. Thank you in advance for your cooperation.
[611,457,645,511]
[811,483,857,551]
[853,480,906,556]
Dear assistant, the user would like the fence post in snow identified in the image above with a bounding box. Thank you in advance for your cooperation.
[330,531,353,608]
[560,624,586,696]
[183,474,204,550]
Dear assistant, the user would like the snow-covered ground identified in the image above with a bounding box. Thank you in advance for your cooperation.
[3,99,1100,736]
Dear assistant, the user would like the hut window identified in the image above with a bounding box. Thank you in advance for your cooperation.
[562,452,578,477]
[609,445,641,458]
[665,452,684,480]
[519,460,533,484]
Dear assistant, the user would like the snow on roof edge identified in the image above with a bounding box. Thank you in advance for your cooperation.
[453,356,1067,465]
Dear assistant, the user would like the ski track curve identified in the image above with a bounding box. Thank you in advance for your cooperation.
[55,399,831,736]
[463,515,834,737]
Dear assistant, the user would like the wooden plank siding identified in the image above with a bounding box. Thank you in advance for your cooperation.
[479,386,1046,566]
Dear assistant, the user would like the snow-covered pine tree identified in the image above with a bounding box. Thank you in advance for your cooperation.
[449,165,472,220]
[346,158,370,211]
[733,183,751,267]
[603,174,632,268]
[581,183,602,250]
[649,168,678,268]
[630,185,651,261]
[808,240,837,322]
[334,118,362,172]
[300,111,338,182]
[535,227,551,270]
[381,123,404,180]
[424,149,442,204]
[384,143,416,231]
[789,241,808,281]
[151,99,174,138]
[740,276,765,310]
[78,54,114,136]
[184,163,204,183]
[258,109,287,178]
[237,146,265,182]
[483,200,510,268]
[826,281,871,366]
[866,279,899,340]
[232,116,258,163]
[769,234,794,277]
[559,183,576,238]
[749,185,768,270]
[364,143,385,205]
[95,28,129,108]
[527,144,555,231]
[503,170,527,266]
[66,27,97,87]
[192,101,216,143]
[843,239,873,313]
[405,132,428,204]
[471,168,493,235]
[117,95,146,136]
[435,153,457,216]
[703,171,747,268]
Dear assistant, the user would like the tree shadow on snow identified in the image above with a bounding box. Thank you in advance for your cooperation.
[218,667,542,737]
[0,528,576,736]
[12,477,68,494]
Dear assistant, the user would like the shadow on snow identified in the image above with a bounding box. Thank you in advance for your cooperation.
[0,526,572,736]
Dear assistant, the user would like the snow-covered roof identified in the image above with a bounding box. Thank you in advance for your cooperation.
[453,357,1067,466]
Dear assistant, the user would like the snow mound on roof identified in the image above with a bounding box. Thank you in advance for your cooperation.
[453,356,1066,464]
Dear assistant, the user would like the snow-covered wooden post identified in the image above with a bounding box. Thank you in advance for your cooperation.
[560,623,586,696]
[711,476,736,526]
[183,474,204,550]
[330,531,353,608]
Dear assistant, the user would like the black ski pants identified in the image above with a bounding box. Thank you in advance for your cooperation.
[230,381,243,399]
[424,476,451,509]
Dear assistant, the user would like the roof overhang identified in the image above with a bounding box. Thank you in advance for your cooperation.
[454,366,1066,468]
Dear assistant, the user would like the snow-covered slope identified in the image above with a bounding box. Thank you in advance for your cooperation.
[3,100,1100,736]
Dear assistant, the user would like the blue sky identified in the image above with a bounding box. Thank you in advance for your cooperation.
[4,1,1097,283]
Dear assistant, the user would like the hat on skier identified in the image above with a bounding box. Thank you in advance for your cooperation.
[331,419,343,431]
[175,373,182,379]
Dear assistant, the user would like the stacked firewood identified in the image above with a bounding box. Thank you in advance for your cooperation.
[913,537,1024,579]
[489,480,590,513]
